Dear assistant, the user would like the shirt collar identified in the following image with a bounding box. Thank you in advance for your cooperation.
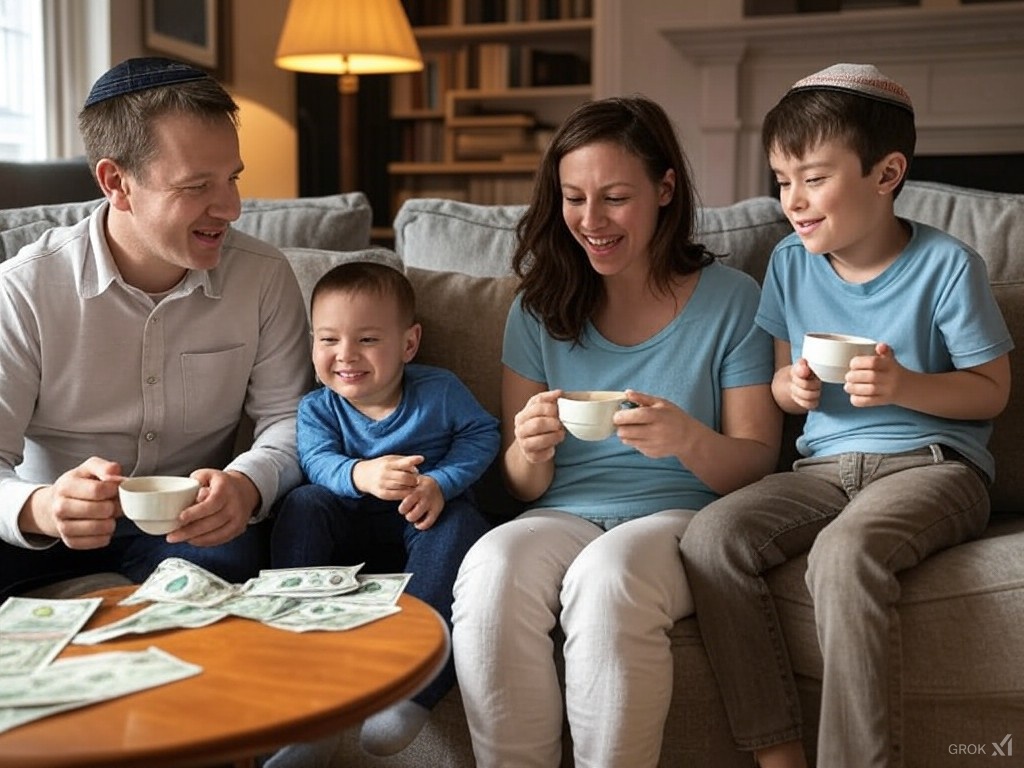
[81,201,221,300]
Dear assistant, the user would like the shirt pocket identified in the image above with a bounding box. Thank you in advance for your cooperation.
[181,345,251,434]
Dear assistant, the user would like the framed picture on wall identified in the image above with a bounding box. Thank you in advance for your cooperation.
[143,0,230,80]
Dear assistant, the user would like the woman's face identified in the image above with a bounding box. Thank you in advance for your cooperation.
[559,141,674,281]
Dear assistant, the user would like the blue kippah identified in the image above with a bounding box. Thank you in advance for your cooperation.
[84,57,210,108]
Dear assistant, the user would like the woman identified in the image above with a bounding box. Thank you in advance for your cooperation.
[450,95,783,767]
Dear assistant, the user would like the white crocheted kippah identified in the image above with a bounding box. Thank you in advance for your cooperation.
[789,63,913,114]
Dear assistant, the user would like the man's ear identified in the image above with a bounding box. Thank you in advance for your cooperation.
[95,158,132,211]
[403,322,422,363]
[876,151,908,195]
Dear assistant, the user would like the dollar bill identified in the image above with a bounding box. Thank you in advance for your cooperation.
[240,564,365,598]
[264,600,400,633]
[0,646,202,731]
[341,573,413,606]
[216,593,301,622]
[119,557,237,607]
[0,597,102,676]
[72,602,228,646]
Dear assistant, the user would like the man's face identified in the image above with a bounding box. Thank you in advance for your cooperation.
[110,110,243,293]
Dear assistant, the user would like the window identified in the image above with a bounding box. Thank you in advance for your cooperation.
[0,0,45,160]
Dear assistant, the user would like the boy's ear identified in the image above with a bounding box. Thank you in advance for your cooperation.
[876,151,908,195]
[403,322,422,363]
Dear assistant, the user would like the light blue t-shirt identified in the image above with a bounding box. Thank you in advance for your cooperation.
[503,260,773,522]
[757,221,1013,480]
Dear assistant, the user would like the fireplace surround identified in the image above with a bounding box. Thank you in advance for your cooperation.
[661,3,1024,205]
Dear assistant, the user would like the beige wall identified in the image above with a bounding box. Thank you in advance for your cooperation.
[108,0,297,199]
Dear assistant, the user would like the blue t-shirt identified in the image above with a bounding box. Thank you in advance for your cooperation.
[503,260,773,522]
[757,221,1013,480]
[297,363,500,500]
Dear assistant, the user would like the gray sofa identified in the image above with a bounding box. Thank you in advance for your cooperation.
[2,180,1022,767]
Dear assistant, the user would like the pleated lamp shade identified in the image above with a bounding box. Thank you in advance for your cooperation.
[275,0,424,76]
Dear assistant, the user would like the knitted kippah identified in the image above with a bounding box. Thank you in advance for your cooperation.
[84,57,210,108]
[789,63,913,114]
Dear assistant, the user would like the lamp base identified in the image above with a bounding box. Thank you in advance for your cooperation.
[338,74,359,192]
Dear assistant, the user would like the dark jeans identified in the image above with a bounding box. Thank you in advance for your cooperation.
[0,520,271,601]
[270,483,492,709]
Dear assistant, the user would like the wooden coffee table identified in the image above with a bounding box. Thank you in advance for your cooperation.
[0,585,448,768]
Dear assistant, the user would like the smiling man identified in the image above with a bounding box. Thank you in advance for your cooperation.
[0,57,312,598]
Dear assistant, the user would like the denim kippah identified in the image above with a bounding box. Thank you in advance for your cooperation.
[789,63,914,114]
[83,57,210,108]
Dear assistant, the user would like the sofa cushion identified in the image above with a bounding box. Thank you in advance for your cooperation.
[396,198,525,278]
[394,195,794,283]
[281,246,403,318]
[0,192,373,263]
[897,182,1024,283]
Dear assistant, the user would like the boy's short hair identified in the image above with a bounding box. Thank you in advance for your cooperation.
[311,262,416,326]
[762,63,916,197]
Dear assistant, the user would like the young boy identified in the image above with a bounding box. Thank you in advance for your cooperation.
[680,63,1013,768]
[270,261,499,756]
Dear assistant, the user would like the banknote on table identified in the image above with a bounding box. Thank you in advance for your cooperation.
[264,599,400,633]
[120,557,237,607]
[241,564,365,598]
[216,593,301,622]
[341,573,413,606]
[0,597,102,676]
[0,646,202,734]
[72,602,229,646]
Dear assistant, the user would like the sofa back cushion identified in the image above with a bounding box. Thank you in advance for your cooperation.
[0,192,373,263]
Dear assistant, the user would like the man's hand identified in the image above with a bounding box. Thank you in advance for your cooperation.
[352,455,425,501]
[166,469,260,547]
[398,475,445,531]
[20,456,124,549]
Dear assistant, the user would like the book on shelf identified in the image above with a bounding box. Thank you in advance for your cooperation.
[453,126,536,161]
[530,49,590,87]
[501,150,545,164]
[448,112,536,129]
[391,50,458,113]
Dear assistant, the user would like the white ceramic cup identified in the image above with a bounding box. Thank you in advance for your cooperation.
[802,332,878,384]
[119,476,201,535]
[557,390,629,441]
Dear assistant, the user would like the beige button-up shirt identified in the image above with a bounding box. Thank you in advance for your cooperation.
[0,203,311,547]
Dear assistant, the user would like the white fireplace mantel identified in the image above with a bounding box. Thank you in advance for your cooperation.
[661,3,1024,205]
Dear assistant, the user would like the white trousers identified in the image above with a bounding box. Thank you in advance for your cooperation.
[452,508,695,768]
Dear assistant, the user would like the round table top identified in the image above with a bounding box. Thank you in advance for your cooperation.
[0,585,448,768]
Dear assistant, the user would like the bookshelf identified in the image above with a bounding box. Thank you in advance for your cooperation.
[389,0,596,215]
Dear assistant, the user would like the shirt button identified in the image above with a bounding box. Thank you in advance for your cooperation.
[145,432,156,442]
[146,376,159,385]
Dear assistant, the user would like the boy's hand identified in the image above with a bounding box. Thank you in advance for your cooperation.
[353,455,424,501]
[789,359,822,411]
[398,475,445,531]
[845,342,902,407]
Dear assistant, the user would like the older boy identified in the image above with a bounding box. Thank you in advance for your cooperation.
[681,63,1012,768]
[270,261,498,757]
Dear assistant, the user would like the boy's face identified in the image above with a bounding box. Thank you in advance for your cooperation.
[769,138,895,267]
[310,288,421,414]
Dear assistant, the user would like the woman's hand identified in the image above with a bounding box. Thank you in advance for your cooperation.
[613,389,689,459]
[513,390,566,464]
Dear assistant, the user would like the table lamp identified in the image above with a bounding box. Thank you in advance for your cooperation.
[275,0,424,192]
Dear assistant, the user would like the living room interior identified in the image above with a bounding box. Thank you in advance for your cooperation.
[2,2,1024,766]
[18,0,1024,223]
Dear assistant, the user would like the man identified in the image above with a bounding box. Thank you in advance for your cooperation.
[0,57,311,598]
